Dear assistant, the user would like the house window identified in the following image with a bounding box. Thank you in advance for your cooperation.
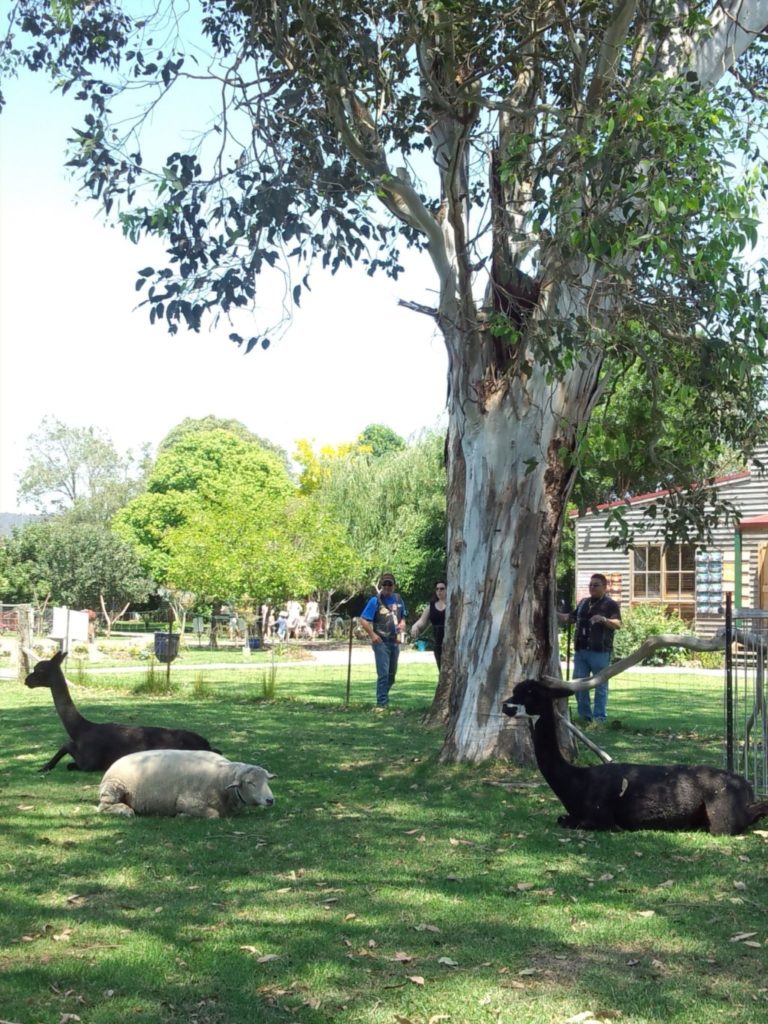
[632,543,696,619]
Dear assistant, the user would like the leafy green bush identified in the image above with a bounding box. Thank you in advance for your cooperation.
[696,649,725,670]
[612,603,692,665]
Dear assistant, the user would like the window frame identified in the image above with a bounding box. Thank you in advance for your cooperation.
[631,542,696,620]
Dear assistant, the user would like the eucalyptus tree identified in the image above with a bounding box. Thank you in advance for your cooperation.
[5,2,768,761]
[18,417,149,523]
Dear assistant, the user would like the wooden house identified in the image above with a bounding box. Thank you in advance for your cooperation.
[569,446,768,634]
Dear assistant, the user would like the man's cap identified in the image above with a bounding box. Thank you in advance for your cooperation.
[379,573,395,584]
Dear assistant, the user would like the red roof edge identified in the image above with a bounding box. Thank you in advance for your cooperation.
[738,515,768,530]
[569,469,751,518]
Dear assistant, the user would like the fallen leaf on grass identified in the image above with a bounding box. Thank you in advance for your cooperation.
[414,923,441,933]
[636,910,655,918]
[256,954,280,963]
[390,951,413,962]
[438,956,458,967]
[518,968,539,976]
[515,882,535,891]
[731,932,758,943]
[733,880,747,890]
[407,975,425,986]
[59,1016,81,1024]
[16,804,34,811]
[52,928,73,942]
[449,837,475,846]
[240,946,260,955]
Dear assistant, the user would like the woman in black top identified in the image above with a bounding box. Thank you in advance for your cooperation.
[410,581,447,668]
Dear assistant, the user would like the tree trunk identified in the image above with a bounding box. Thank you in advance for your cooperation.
[438,321,603,762]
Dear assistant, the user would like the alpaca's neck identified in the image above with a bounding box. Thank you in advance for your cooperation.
[48,671,90,738]
[532,705,574,795]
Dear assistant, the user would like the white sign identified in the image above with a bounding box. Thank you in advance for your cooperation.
[51,607,90,647]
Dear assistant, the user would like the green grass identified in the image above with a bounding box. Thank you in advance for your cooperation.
[2,664,766,1024]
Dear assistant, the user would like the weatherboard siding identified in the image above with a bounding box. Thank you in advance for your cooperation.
[571,452,768,635]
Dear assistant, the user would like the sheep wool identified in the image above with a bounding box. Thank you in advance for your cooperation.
[97,749,275,818]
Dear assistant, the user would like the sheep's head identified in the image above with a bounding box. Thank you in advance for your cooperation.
[227,766,275,808]
[502,679,575,718]
[25,650,67,689]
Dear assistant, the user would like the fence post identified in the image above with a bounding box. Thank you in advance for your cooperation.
[725,591,734,772]
[345,617,354,706]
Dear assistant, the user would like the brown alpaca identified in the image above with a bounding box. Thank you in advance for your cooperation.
[26,651,220,772]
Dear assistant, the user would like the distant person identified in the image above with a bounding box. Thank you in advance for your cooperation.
[359,573,407,709]
[286,599,302,639]
[558,573,621,723]
[260,603,272,640]
[276,608,289,641]
[305,597,320,638]
[410,580,447,669]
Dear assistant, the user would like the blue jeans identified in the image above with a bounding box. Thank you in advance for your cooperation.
[373,640,400,706]
[572,649,611,721]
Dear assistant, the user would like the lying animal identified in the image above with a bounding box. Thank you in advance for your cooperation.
[97,749,276,818]
[25,651,219,772]
[502,679,768,835]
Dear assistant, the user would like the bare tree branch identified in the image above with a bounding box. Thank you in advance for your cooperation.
[545,629,728,690]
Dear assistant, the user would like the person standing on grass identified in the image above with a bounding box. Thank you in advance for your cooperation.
[410,580,447,669]
[359,573,407,709]
[558,573,621,723]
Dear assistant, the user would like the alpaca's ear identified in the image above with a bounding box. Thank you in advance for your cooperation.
[52,650,68,665]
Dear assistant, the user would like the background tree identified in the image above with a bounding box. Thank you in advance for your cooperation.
[6,2,768,762]
[158,416,291,474]
[1,519,153,635]
[316,431,446,606]
[165,486,359,620]
[114,426,292,583]
[293,438,367,496]
[0,522,54,622]
[358,424,407,458]
[17,417,149,522]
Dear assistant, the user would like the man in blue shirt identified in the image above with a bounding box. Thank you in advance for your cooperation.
[359,572,407,709]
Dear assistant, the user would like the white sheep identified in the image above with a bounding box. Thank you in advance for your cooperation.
[96,749,276,818]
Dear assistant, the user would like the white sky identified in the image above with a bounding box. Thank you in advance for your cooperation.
[0,71,448,513]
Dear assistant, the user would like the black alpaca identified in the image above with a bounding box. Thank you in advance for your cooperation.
[502,680,768,835]
[26,651,220,773]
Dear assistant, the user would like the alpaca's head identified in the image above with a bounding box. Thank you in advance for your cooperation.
[25,650,67,689]
[502,679,574,718]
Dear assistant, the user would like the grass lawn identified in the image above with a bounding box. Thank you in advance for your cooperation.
[1,661,766,1024]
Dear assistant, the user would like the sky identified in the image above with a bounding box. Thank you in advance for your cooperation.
[0,65,448,514]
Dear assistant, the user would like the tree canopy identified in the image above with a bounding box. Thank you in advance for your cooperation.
[114,426,293,583]
[17,417,148,522]
[2,518,153,618]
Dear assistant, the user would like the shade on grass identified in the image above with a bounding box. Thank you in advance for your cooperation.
[2,662,765,1024]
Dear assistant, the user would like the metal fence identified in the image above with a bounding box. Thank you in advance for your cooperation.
[730,608,768,797]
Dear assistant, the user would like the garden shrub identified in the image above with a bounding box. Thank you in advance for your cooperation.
[612,603,691,665]
[696,649,725,670]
